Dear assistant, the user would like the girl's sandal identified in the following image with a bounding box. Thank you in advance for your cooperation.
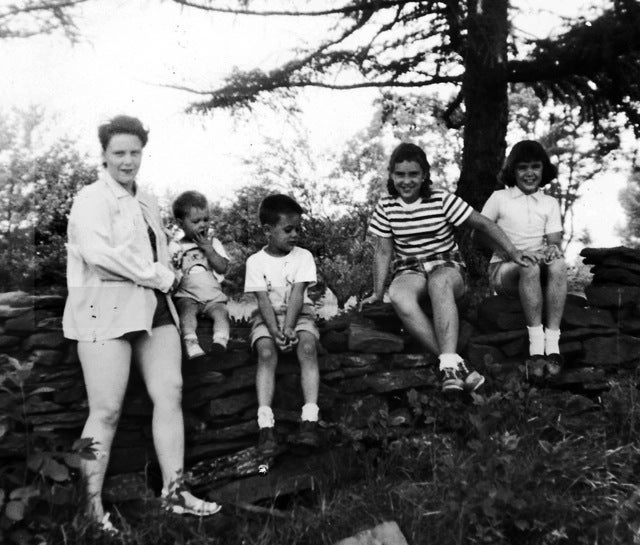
[161,487,222,516]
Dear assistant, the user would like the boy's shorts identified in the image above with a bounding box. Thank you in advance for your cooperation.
[250,304,319,347]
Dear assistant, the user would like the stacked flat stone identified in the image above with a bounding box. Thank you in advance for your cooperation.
[0,291,437,507]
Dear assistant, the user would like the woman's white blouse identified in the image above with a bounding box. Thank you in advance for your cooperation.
[63,170,177,341]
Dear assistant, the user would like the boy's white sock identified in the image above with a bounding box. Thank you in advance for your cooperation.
[544,328,561,355]
[301,403,319,422]
[183,333,198,340]
[527,325,545,356]
[257,406,274,429]
[438,353,460,370]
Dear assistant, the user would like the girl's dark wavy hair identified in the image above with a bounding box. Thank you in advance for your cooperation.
[98,115,149,151]
[386,142,432,200]
[499,140,557,188]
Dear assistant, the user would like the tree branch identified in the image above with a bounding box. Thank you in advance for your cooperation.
[171,0,424,17]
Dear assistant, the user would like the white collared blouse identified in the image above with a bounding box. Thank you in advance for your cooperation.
[481,186,562,263]
[63,170,178,341]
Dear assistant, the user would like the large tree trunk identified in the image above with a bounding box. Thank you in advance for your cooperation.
[456,0,509,282]
[457,0,509,210]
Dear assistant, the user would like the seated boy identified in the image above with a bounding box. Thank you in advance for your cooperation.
[244,194,320,454]
[170,191,231,359]
[481,140,567,380]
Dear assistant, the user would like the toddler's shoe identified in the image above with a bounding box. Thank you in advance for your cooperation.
[258,427,278,456]
[458,360,485,392]
[439,366,464,393]
[210,341,227,355]
[296,420,319,447]
[184,337,206,360]
[545,353,564,380]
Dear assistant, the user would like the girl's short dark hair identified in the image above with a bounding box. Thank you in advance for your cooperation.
[499,140,557,188]
[259,194,303,226]
[386,142,432,199]
[98,115,149,150]
[172,190,209,220]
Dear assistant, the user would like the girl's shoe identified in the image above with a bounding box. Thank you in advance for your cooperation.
[161,487,222,516]
[459,360,485,392]
[545,353,564,380]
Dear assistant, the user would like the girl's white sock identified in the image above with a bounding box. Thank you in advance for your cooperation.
[544,328,561,355]
[527,325,545,356]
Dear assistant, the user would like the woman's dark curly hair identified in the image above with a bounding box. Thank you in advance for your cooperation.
[386,142,432,200]
[98,115,149,151]
[499,140,557,188]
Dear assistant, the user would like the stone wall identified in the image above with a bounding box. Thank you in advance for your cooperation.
[1,246,639,506]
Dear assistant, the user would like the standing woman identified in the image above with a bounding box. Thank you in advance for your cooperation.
[63,115,220,530]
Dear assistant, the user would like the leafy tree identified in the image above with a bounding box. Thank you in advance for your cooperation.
[618,163,640,248]
[0,0,86,40]
[171,0,640,213]
[0,107,97,290]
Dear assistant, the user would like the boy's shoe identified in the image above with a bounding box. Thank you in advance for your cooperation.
[458,360,485,392]
[525,355,546,384]
[258,427,278,456]
[184,338,206,360]
[438,366,464,393]
[545,353,564,380]
[210,342,227,355]
[296,420,319,447]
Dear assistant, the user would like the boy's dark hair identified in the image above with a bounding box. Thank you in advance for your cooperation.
[259,194,303,226]
[98,115,149,151]
[386,142,432,200]
[499,140,557,188]
[172,190,209,220]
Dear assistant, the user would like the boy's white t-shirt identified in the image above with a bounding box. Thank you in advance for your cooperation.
[481,186,562,262]
[244,246,317,313]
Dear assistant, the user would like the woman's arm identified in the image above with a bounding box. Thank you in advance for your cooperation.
[361,235,394,305]
[464,210,536,267]
[69,192,175,292]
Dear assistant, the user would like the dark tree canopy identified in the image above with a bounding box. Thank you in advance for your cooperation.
[171,0,640,211]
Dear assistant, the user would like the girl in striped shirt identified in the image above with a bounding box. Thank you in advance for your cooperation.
[363,143,534,393]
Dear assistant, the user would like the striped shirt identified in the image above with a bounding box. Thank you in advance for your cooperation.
[368,190,474,259]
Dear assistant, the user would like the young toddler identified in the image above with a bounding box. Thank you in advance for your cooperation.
[170,190,231,359]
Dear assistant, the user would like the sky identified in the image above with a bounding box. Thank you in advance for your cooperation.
[0,0,630,261]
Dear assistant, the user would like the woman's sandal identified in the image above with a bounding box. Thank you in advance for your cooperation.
[161,487,222,516]
[97,513,119,535]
